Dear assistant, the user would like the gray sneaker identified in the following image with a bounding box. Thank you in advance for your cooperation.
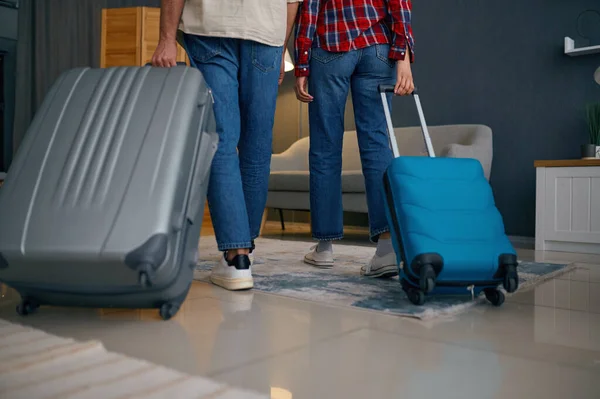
[361,252,399,278]
[304,245,334,268]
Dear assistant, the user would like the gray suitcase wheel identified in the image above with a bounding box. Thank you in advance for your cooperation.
[137,262,156,288]
[159,302,180,321]
[139,272,151,288]
[16,298,39,316]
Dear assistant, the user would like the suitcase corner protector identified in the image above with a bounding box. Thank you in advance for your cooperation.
[124,233,169,272]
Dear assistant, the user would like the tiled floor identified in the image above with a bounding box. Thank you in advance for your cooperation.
[1,224,600,398]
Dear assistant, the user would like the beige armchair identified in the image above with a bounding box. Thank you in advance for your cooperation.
[266,124,493,229]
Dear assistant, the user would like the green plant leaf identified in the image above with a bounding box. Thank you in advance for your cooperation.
[586,102,600,145]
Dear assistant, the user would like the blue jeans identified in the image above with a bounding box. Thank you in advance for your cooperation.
[183,34,282,251]
[308,44,395,242]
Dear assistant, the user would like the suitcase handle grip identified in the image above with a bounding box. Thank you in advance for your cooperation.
[379,84,435,158]
[377,84,418,95]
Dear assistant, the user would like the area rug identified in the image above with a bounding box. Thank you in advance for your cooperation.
[195,238,575,320]
[0,320,266,399]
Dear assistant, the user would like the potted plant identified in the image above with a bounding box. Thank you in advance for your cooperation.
[583,102,600,159]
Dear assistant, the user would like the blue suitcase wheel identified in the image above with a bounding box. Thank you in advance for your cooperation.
[504,277,518,293]
[419,264,436,294]
[407,289,426,306]
[503,265,518,293]
[484,289,505,307]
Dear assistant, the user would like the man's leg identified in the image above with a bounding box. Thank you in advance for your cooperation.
[182,34,253,290]
[351,44,397,278]
[303,48,358,268]
[237,41,283,249]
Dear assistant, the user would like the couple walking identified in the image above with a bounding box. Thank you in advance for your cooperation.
[152,0,415,291]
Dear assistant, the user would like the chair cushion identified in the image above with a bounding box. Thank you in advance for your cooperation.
[268,171,366,193]
[269,171,309,192]
[341,171,366,193]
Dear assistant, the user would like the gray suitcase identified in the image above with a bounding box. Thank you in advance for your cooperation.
[0,65,217,320]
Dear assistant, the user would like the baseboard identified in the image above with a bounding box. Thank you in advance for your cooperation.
[509,235,535,250]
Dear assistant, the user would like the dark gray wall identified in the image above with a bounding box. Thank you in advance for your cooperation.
[388,1,600,237]
[0,38,17,171]
[0,5,17,171]
[0,6,18,40]
[278,1,600,236]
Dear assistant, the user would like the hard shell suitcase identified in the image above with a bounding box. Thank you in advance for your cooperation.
[0,65,218,320]
[378,85,519,307]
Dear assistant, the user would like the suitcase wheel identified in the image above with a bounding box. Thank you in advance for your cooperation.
[503,265,518,293]
[139,272,151,288]
[484,288,505,307]
[16,298,39,317]
[419,264,436,294]
[159,302,180,321]
[406,289,426,306]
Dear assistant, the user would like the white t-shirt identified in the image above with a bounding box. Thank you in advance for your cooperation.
[179,0,302,47]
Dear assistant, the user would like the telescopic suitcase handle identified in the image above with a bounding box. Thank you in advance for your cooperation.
[378,84,435,158]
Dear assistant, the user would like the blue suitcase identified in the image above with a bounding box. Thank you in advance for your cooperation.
[378,85,519,307]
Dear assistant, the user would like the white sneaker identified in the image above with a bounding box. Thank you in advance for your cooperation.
[210,254,253,291]
[304,245,334,268]
[361,251,399,278]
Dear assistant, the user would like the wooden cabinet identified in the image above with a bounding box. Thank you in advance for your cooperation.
[535,159,600,254]
[100,7,189,68]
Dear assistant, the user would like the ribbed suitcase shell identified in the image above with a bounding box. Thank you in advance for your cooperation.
[0,66,217,316]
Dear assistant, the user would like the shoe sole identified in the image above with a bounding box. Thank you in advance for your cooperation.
[304,256,334,269]
[361,265,399,279]
[210,275,254,291]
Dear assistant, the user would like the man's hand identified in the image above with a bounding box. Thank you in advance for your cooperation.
[294,76,313,102]
[153,0,184,67]
[278,54,286,85]
[394,55,414,96]
[151,39,178,67]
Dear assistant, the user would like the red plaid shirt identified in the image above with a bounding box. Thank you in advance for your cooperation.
[295,0,414,77]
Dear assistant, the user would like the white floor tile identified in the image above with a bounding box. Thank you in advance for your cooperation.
[0,245,599,398]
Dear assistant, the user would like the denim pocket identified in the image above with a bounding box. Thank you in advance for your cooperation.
[375,44,395,68]
[252,42,283,73]
[183,34,221,63]
[311,47,345,64]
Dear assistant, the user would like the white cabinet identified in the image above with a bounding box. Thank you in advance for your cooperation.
[535,160,600,254]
